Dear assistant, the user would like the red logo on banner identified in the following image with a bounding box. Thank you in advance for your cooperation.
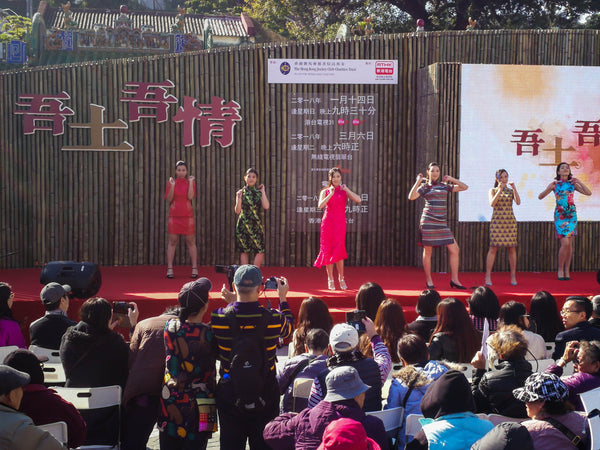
[375,61,394,75]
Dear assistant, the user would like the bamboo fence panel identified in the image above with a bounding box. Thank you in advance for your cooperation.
[1,30,600,271]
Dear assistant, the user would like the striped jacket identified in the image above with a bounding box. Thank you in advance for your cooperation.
[211,301,294,374]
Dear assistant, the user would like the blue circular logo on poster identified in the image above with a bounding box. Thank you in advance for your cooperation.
[280,61,291,75]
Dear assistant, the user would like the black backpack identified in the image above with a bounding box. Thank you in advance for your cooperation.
[225,307,273,413]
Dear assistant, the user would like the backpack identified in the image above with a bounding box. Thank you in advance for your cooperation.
[225,307,273,413]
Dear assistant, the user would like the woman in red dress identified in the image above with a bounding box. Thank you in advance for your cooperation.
[314,167,362,291]
[165,161,197,278]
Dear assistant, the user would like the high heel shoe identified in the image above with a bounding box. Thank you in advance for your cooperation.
[328,279,336,291]
[450,280,466,290]
[191,267,198,278]
[339,278,348,290]
[426,283,435,290]
[166,268,174,279]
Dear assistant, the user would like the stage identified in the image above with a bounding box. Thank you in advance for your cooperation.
[3,265,599,344]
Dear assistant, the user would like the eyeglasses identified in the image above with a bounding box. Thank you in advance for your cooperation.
[561,308,582,316]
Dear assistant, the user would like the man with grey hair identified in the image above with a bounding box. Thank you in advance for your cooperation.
[589,295,600,329]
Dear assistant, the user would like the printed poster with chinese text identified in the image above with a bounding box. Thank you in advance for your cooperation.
[459,64,600,222]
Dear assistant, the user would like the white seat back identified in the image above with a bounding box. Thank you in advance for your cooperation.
[367,406,404,432]
[531,358,555,372]
[29,345,62,363]
[0,345,19,361]
[405,413,424,443]
[42,363,66,385]
[580,386,600,450]
[292,378,313,412]
[53,385,122,410]
[545,342,556,359]
[38,421,68,446]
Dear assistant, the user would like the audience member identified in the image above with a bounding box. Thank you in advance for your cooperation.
[529,291,564,342]
[158,278,216,450]
[263,366,388,450]
[471,422,534,450]
[468,286,500,333]
[428,298,480,363]
[496,301,546,361]
[0,282,26,348]
[545,340,600,411]
[3,349,86,448]
[589,295,600,329]
[318,418,381,450]
[289,297,333,357]
[355,282,386,321]
[360,298,406,364]
[278,328,329,413]
[212,265,294,449]
[122,306,179,450]
[308,321,392,412]
[0,365,64,449]
[29,282,76,350]
[406,370,494,450]
[406,289,441,342]
[60,297,136,445]
[471,325,532,418]
[385,334,450,449]
[553,296,600,360]
[513,372,589,449]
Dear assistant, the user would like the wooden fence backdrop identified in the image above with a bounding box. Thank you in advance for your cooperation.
[1,29,600,271]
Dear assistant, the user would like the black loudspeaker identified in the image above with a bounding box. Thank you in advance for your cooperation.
[40,261,102,299]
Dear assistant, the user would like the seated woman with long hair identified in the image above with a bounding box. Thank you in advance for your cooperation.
[355,282,386,321]
[428,298,481,363]
[471,325,532,418]
[360,298,407,365]
[289,297,333,357]
[0,282,26,348]
[529,291,564,343]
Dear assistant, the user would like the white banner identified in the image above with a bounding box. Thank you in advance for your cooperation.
[268,59,398,84]
[459,64,600,222]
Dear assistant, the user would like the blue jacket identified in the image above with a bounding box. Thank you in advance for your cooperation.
[421,412,494,450]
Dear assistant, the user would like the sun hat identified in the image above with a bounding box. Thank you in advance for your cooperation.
[513,372,568,403]
[323,366,370,402]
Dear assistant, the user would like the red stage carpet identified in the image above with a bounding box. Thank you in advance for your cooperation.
[2,265,599,344]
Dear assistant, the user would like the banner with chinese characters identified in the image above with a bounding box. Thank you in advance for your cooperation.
[268,59,398,84]
[459,64,600,222]
[288,93,376,232]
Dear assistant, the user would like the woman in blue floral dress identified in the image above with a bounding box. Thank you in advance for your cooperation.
[538,162,591,280]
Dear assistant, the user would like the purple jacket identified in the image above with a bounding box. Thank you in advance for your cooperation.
[0,318,26,348]
[546,364,600,411]
[277,353,328,413]
[263,399,389,450]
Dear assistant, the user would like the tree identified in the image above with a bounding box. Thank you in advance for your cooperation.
[0,14,31,42]
[184,0,243,14]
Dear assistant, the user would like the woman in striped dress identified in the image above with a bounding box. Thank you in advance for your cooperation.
[408,162,468,290]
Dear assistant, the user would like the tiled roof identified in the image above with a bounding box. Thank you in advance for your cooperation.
[45,8,249,37]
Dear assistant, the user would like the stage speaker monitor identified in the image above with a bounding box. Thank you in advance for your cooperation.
[40,261,102,299]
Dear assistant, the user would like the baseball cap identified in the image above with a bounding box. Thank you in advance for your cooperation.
[513,372,568,403]
[178,278,212,308]
[40,282,71,305]
[317,418,380,450]
[323,366,370,402]
[233,265,263,288]
[329,323,359,352]
[0,365,30,396]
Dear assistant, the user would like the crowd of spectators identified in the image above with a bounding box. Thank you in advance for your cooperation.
[1,276,600,449]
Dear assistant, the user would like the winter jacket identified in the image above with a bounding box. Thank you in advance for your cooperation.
[0,317,26,348]
[277,353,328,413]
[428,333,462,363]
[471,421,534,450]
[406,317,437,343]
[552,321,600,360]
[521,412,589,450]
[406,369,493,450]
[263,398,389,450]
[0,403,64,450]
[545,363,600,411]
[385,360,450,449]
[471,359,532,418]
[29,312,77,350]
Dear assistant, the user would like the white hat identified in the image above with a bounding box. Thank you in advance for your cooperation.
[329,323,359,353]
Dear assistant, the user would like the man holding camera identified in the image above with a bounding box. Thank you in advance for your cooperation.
[212,264,294,449]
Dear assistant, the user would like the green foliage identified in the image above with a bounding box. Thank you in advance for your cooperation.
[0,15,31,42]
[184,0,243,14]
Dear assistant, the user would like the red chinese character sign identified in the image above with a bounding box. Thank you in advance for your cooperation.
[13,82,242,151]
[459,64,600,222]
[286,93,377,232]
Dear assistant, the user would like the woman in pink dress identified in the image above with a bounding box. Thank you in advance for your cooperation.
[314,168,362,291]
[165,160,197,279]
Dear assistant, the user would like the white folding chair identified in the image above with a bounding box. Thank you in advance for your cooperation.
[367,406,404,446]
[532,358,556,372]
[0,345,19,361]
[53,385,122,449]
[42,363,66,385]
[487,413,527,426]
[457,363,475,381]
[405,413,424,443]
[29,345,62,363]
[38,421,68,446]
[579,386,600,450]
[545,342,556,359]
[292,378,313,412]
